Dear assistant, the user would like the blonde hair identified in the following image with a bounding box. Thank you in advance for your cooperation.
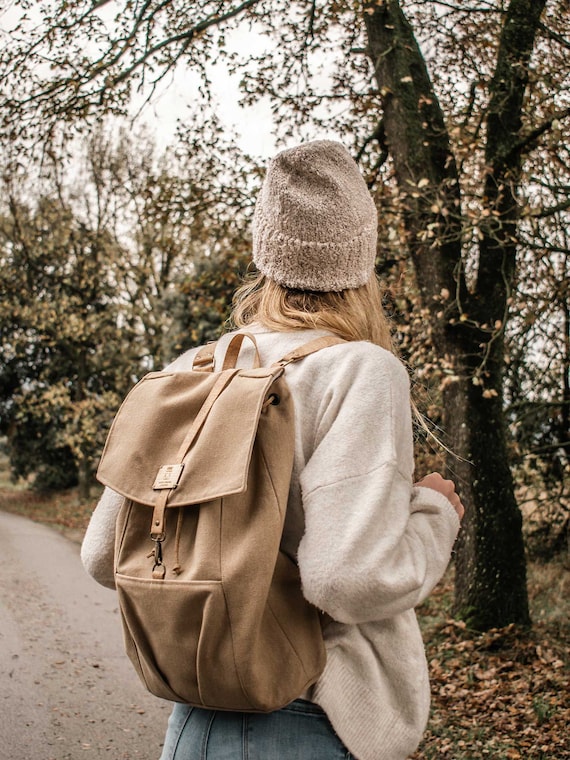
[230,272,393,352]
[229,271,449,452]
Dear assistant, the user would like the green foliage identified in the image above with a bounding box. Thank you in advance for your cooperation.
[0,194,130,492]
[0,122,257,493]
[8,405,78,491]
[164,251,253,361]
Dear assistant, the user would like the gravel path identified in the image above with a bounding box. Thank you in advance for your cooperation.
[0,511,170,760]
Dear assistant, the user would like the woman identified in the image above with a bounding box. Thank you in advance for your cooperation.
[82,140,463,760]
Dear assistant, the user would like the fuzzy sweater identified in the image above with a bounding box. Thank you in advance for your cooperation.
[81,326,460,760]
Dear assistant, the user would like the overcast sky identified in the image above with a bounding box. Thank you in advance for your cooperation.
[139,44,278,158]
[0,2,278,157]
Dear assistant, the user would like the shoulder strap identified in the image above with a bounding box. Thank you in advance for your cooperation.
[192,342,216,372]
[221,333,261,370]
[275,335,346,367]
[193,333,345,372]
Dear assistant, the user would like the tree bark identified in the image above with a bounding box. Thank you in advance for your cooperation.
[78,459,92,502]
[363,0,544,629]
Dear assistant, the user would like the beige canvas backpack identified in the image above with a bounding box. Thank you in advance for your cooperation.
[96,332,342,712]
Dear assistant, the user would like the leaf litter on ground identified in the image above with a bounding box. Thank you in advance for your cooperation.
[412,568,569,759]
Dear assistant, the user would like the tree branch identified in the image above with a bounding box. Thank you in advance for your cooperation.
[538,20,570,51]
[476,0,547,320]
[355,119,385,163]
[363,0,467,338]
[308,0,317,40]
[506,106,570,161]
[8,0,265,123]
[109,0,264,87]
[530,197,570,219]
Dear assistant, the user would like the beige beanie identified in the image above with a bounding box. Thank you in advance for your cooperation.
[252,140,377,292]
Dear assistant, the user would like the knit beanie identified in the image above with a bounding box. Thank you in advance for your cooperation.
[252,140,378,292]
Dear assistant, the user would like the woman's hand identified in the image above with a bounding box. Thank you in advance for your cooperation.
[414,472,465,521]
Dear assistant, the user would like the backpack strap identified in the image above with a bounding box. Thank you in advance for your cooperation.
[275,335,346,366]
[193,333,343,372]
[221,332,261,370]
[150,368,240,546]
[192,333,262,372]
[192,342,216,372]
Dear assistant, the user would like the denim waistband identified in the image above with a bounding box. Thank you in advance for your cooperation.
[280,698,326,716]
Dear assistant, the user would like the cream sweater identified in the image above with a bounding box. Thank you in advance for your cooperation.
[81,326,460,760]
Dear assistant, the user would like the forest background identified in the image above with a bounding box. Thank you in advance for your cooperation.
[0,1,568,756]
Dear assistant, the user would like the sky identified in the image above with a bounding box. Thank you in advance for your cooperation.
[130,19,280,158]
[138,44,278,158]
[0,1,279,158]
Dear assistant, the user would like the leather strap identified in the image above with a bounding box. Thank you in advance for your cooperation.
[192,333,262,372]
[151,368,239,539]
[192,342,216,372]
[222,332,261,370]
[173,369,239,463]
[275,335,345,366]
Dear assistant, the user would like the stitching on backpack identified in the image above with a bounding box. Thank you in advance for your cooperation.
[266,596,309,678]
[220,568,252,709]
[258,438,281,515]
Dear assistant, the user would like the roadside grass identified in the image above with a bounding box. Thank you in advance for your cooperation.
[1,452,568,758]
[0,451,101,541]
[0,485,101,541]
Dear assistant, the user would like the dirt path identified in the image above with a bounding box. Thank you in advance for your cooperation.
[0,511,170,760]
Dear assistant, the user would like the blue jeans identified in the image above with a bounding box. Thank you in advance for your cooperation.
[160,699,354,759]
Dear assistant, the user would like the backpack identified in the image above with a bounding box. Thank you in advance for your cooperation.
[96,331,342,712]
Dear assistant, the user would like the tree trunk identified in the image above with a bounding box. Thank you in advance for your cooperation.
[556,247,570,463]
[444,349,529,629]
[78,459,92,502]
[363,0,543,629]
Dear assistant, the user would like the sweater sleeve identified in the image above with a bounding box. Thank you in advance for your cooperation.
[297,343,460,624]
[80,486,123,590]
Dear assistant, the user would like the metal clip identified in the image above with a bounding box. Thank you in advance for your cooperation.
[152,538,163,566]
[151,537,166,579]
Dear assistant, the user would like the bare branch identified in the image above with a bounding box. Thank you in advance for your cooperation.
[460,80,478,128]
[430,0,499,13]
[538,20,570,50]
[3,0,265,132]
[355,119,385,163]
[308,0,317,40]
[107,0,264,88]
[508,106,570,161]
[530,197,570,219]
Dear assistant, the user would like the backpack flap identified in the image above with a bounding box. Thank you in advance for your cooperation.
[97,367,281,508]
